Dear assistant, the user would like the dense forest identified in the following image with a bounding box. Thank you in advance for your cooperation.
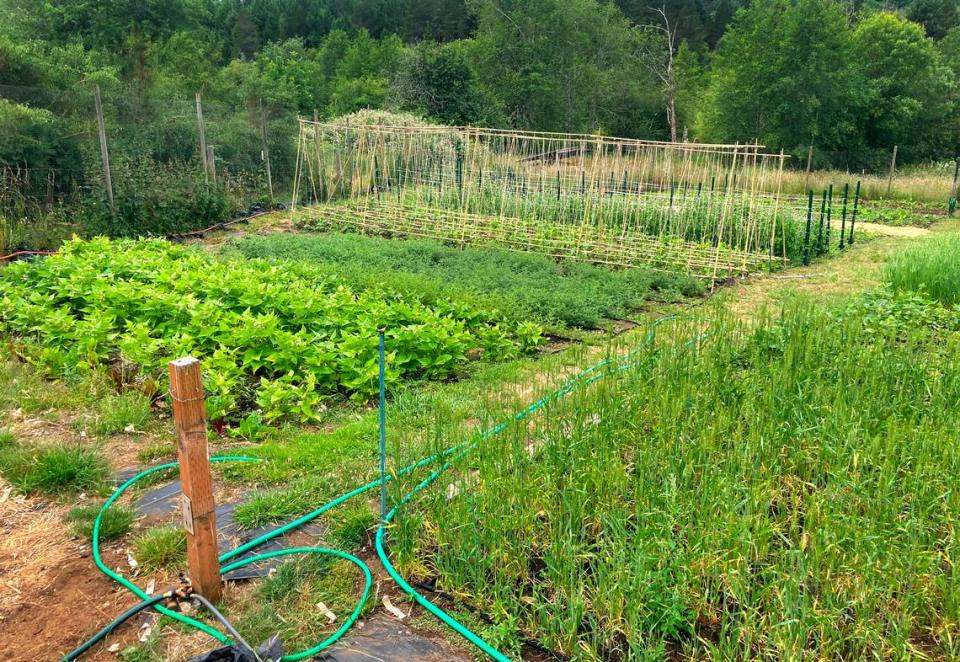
[1,0,958,243]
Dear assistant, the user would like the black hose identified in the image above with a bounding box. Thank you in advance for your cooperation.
[191,593,260,660]
[63,591,259,662]
[62,590,174,661]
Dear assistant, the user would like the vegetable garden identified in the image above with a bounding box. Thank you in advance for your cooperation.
[290,121,813,281]
[0,238,543,425]
[0,147,954,661]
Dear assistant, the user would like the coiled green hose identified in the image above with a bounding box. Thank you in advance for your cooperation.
[86,316,680,660]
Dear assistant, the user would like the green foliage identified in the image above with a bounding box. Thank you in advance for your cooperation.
[228,232,703,330]
[853,12,954,159]
[395,297,960,657]
[82,158,231,238]
[698,0,869,154]
[887,233,960,305]
[0,442,109,495]
[466,0,664,136]
[0,238,539,424]
[132,525,187,571]
[391,40,492,126]
[67,503,136,541]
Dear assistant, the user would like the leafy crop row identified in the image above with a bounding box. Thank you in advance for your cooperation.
[0,238,543,424]
[227,233,704,329]
[391,294,960,658]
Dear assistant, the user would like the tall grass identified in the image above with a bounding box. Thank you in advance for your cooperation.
[391,297,960,658]
[887,233,960,305]
[780,164,953,204]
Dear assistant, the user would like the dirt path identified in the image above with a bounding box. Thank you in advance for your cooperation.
[855,221,929,238]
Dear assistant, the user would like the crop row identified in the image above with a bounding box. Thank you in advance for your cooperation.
[390,290,960,658]
[0,238,543,424]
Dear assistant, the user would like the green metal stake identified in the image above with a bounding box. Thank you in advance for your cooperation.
[839,182,849,251]
[825,183,833,249]
[378,329,387,523]
[816,189,826,255]
[803,190,813,266]
[848,180,861,246]
[949,157,959,217]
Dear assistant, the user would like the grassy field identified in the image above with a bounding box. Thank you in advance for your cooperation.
[780,163,955,204]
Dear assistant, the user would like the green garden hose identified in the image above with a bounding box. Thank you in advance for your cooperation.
[85,316,680,660]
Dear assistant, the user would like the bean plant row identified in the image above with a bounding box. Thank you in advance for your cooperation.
[0,238,543,424]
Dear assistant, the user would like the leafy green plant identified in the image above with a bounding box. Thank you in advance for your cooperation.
[227,232,704,329]
[0,237,541,426]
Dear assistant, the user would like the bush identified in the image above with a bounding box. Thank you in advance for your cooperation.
[81,157,231,237]
[887,233,960,306]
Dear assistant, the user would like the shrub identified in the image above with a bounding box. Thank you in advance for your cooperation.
[81,157,231,238]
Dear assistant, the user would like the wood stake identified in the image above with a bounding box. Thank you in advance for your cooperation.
[206,144,216,183]
[259,98,274,199]
[196,93,209,183]
[804,145,813,190]
[169,357,221,603]
[886,145,897,197]
[93,85,114,212]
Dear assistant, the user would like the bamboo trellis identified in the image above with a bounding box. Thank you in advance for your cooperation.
[291,120,794,281]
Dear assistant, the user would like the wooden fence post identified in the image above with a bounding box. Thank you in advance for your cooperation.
[196,92,209,183]
[804,145,813,190]
[169,357,221,603]
[259,98,274,199]
[886,145,898,197]
[206,144,217,183]
[93,85,115,212]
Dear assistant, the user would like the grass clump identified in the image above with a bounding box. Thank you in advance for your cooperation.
[67,503,136,541]
[231,555,369,653]
[226,233,703,329]
[90,390,152,436]
[887,233,960,306]
[233,476,326,529]
[0,442,109,495]
[132,526,186,571]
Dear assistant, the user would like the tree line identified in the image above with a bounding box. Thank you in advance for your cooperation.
[0,0,958,205]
